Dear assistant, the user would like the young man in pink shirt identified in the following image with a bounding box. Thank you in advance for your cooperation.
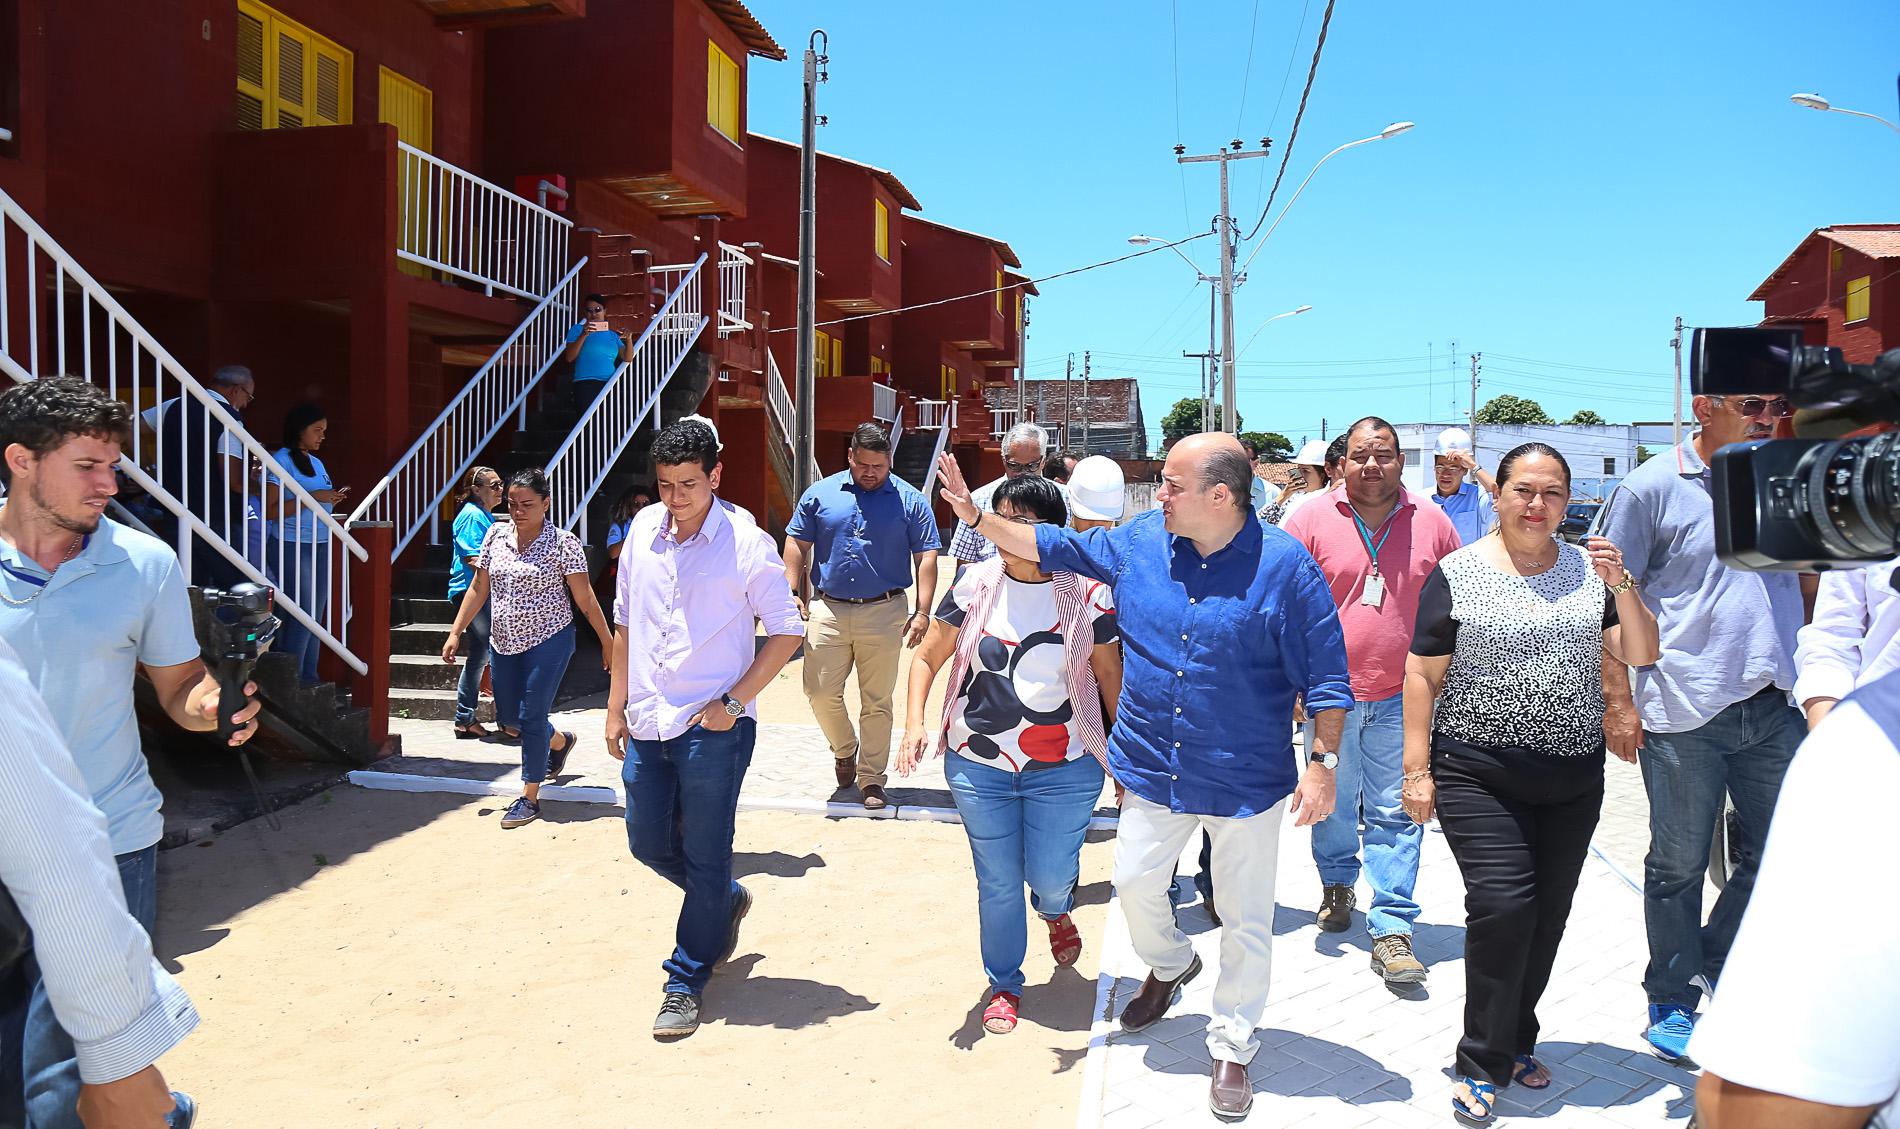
[605,418,806,1039]
[1282,415,1462,986]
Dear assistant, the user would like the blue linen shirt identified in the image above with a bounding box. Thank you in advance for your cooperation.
[1034,510,1353,817]
[0,519,201,854]
[1427,478,1491,546]
[449,502,495,599]
[565,322,622,381]
[786,470,940,600]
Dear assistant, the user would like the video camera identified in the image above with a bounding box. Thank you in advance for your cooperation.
[198,582,278,742]
[1704,326,1900,571]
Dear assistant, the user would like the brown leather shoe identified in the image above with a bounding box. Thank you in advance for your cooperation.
[834,757,856,788]
[861,783,888,810]
[1118,952,1202,1033]
[1318,883,1356,933]
[1208,1059,1253,1121]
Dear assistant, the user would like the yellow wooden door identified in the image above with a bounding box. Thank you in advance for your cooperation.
[381,67,435,279]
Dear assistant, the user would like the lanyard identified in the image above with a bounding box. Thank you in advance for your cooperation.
[1350,507,1397,575]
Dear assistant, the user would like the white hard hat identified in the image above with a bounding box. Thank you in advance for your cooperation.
[1068,455,1125,522]
[1292,440,1329,466]
[1435,427,1473,457]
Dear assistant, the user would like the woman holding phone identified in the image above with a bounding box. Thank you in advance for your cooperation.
[564,293,633,411]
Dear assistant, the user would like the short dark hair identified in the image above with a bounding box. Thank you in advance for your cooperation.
[1324,434,1349,467]
[1195,445,1255,511]
[1041,453,1072,482]
[279,402,326,477]
[651,417,720,473]
[1346,415,1398,449]
[992,473,1067,525]
[0,377,133,487]
[849,423,891,455]
[582,293,607,308]
[1497,442,1571,491]
[506,466,551,500]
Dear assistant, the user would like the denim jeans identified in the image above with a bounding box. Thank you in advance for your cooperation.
[451,600,496,728]
[1639,689,1801,1008]
[2,846,185,1129]
[488,624,574,785]
[1307,693,1420,937]
[622,718,757,995]
[944,752,1104,995]
[271,537,329,683]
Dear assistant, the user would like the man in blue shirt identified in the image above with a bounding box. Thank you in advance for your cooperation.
[936,433,1350,1120]
[563,293,632,412]
[784,424,940,809]
[1426,428,1496,545]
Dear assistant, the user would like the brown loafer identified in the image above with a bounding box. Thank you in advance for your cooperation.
[1209,1059,1253,1121]
[861,783,888,810]
[1118,953,1202,1033]
[834,757,856,788]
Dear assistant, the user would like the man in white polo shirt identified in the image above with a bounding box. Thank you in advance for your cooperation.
[0,377,259,1129]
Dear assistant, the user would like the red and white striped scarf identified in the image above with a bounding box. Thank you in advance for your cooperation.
[936,557,1110,770]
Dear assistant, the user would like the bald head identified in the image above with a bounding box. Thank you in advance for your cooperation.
[1158,432,1254,543]
[1175,432,1253,513]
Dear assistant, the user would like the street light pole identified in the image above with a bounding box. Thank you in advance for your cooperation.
[1178,142,1272,433]
[1790,92,1900,135]
[794,32,827,500]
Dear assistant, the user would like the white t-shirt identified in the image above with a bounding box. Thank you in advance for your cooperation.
[933,570,1117,771]
[1689,699,1900,1126]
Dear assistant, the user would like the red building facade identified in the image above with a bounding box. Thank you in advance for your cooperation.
[1752,224,1899,362]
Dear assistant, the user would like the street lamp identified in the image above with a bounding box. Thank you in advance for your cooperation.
[1241,122,1416,270]
[1790,92,1900,135]
[1127,234,1210,276]
[1237,304,1312,359]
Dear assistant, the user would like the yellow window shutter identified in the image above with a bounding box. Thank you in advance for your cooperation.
[995,270,1003,312]
[274,26,308,128]
[874,200,889,261]
[236,2,351,131]
[833,337,843,379]
[1848,275,1872,323]
[312,47,347,126]
[707,42,739,140]
[236,8,267,130]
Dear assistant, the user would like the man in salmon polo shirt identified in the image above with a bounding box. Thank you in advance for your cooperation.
[1282,415,1462,987]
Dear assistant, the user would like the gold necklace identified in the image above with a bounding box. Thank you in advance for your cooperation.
[0,534,83,607]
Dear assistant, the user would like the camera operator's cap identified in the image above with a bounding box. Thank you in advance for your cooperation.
[1293,440,1329,466]
[1068,456,1126,522]
[1435,427,1474,457]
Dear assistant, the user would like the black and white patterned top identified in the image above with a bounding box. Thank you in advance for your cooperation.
[1410,541,1618,758]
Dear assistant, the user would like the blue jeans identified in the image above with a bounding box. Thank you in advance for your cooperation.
[488,624,574,785]
[945,752,1104,995]
[450,599,496,728]
[1307,694,1421,937]
[622,719,757,995]
[271,537,329,683]
[1639,690,1801,1008]
[2,846,184,1129]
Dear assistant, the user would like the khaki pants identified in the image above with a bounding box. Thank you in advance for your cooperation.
[803,595,908,787]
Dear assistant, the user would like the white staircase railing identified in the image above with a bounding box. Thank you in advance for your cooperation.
[764,349,821,487]
[347,258,586,560]
[547,255,707,539]
[0,186,370,674]
[916,399,956,429]
[396,141,572,301]
[991,405,1019,438]
[716,242,752,338]
[872,382,898,425]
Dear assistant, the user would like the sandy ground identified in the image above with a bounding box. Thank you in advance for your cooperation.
[156,793,1111,1128]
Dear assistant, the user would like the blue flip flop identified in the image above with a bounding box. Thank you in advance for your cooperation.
[1452,1076,1497,1126]
[1514,1053,1551,1089]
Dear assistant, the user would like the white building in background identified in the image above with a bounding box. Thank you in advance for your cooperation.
[1391,422,1642,501]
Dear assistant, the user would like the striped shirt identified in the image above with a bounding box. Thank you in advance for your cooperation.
[0,635,198,1082]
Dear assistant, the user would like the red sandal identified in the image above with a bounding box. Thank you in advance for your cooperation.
[1047,913,1083,968]
[983,990,1020,1034]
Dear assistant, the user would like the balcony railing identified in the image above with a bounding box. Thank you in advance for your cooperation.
[991,405,1019,438]
[717,242,752,338]
[872,382,898,425]
[915,399,956,429]
[396,141,572,301]
[765,349,821,487]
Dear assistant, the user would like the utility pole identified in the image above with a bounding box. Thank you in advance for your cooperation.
[1063,352,1074,448]
[1448,339,1458,421]
[1178,139,1271,433]
[1081,350,1091,453]
[1017,296,1029,421]
[1671,316,1684,448]
[793,31,828,500]
[1321,418,1328,441]
[1468,352,1482,454]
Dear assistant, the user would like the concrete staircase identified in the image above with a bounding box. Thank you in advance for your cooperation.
[892,425,941,492]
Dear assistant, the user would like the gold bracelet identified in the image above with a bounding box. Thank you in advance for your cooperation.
[1403,769,1432,782]
[1608,569,1638,595]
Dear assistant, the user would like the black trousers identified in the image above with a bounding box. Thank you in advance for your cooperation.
[1433,742,1604,1084]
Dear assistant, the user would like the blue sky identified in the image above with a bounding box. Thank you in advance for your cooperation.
[744,0,1900,450]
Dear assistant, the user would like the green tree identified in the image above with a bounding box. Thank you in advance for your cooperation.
[1636,445,1654,465]
[1160,398,1239,445]
[1237,431,1293,461]
[1475,394,1554,425]
[1564,409,1608,426]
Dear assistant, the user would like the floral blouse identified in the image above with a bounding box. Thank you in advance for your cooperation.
[475,520,589,655]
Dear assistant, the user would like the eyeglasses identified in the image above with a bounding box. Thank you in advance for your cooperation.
[1715,396,1796,419]
[998,514,1037,525]
[1002,459,1039,474]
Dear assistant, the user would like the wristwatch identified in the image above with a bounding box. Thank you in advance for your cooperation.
[720,693,745,718]
[1309,750,1339,770]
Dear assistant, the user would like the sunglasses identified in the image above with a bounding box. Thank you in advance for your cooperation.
[1002,459,1040,474]
[1716,396,1796,419]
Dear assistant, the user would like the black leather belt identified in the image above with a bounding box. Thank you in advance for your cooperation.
[818,589,904,605]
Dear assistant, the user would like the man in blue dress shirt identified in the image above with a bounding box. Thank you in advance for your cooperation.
[784,424,940,809]
[937,433,1351,1121]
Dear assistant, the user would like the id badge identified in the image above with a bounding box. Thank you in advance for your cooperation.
[1360,573,1385,607]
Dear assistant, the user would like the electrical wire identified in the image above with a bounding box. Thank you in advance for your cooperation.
[1234,0,1263,136]
[1171,0,1191,225]
[1252,0,1314,219]
[1241,0,1337,241]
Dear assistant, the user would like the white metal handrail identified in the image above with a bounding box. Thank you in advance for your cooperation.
[0,185,369,674]
[347,259,586,560]
[717,242,752,338]
[547,256,707,538]
[991,405,1019,438]
[764,349,821,487]
[872,382,898,425]
[920,414,954,502]
[396,141,572,301]
[916,399,954,429]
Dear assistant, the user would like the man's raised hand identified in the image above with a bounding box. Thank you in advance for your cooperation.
[936,454,980,525]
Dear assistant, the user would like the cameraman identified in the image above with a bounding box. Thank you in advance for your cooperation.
[1688,667,1899,1128]
[0,378,259,1128]
[0,634,200,1129]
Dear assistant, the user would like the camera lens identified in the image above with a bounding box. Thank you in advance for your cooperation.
[1796,431,1900,559]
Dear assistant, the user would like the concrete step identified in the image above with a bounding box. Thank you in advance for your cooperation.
[388,687,493,723]
[397,565,451,597]
[393,594,457,626]
[391,653,463,691]
[392,623,452,655]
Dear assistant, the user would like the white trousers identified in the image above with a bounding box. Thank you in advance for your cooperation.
[1114,792,1286,1065]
